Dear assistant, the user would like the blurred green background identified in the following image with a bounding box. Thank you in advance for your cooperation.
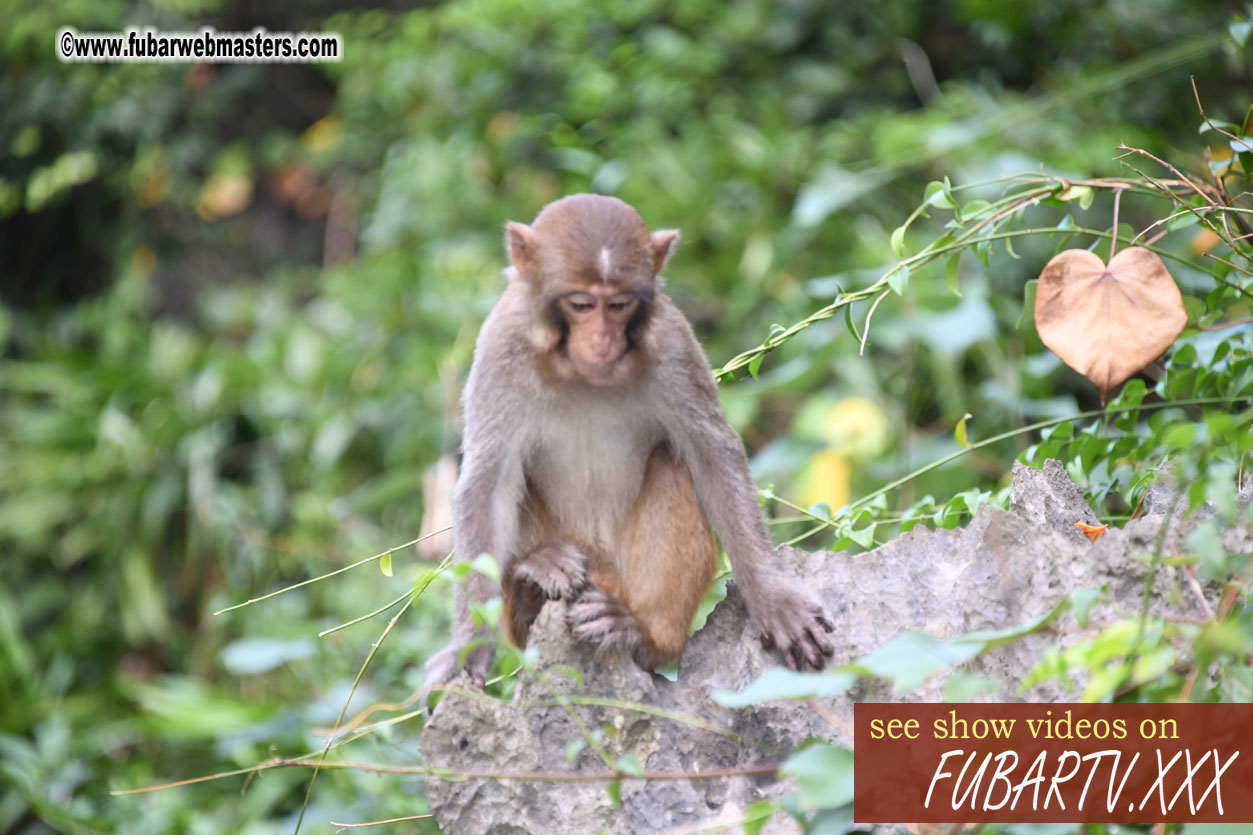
[1,0,1250,831]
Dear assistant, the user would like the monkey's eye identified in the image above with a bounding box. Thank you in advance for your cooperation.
[563,294,596,314]
[607,296,637,315]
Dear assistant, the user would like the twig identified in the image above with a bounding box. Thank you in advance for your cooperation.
[114,756,788,793]
[214,528,451,615]
[1115,144,1216,206]
[1204,316,1253,330]
[1204,252,1253,278]
[859,288,891,355]
[332,814,432,831]
[1184,568,1215,620]
[1110,187,1124,261]
[1192,75,1246,146]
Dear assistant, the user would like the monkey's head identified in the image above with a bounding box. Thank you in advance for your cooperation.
[506,194,678,387]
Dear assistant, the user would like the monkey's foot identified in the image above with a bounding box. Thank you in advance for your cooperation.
[421,637,494,713]
[566,587,642,657]
[750,581,836,671]
[510,543,589,600]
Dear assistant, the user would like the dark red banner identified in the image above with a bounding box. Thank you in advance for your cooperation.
[854,703,1253,824]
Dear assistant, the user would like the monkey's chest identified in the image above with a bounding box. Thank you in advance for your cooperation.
[527,402,662,548]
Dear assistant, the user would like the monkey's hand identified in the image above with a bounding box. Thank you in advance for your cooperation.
[744,575,835,671]
[508,544,588,600]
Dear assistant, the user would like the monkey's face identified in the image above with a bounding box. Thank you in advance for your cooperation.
[506,194,674,386]
[555,286,645,385]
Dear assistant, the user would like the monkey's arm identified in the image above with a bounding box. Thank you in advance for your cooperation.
[656,301,834,670]
[423,308,532,691]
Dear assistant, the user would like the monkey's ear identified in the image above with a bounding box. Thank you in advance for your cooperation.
[650,229,680,274]
[506,221,538,278]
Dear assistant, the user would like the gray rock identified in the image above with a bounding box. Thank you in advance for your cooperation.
[418,460,1230,833]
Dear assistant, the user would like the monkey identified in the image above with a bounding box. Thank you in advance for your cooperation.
[422,194,834,693]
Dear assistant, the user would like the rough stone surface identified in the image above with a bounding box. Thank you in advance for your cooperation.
[418,461,1248,834]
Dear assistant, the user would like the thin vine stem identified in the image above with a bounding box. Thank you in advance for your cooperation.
[214,526,451,616]
[764,397,1238,539]
[716,168,1236,378]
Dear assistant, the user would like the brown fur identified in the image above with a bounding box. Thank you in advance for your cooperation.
[504,445,716,666]
[422,194,834,699]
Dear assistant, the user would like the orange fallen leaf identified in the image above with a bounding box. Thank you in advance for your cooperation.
[1075,521,1108,542]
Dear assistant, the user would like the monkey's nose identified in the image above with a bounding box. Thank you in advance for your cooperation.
[591,335,614,361]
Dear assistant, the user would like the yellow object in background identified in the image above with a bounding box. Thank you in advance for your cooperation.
[794,396,891,510]
[798,447,852,511]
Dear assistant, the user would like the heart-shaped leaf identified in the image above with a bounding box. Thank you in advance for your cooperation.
[1034,247,1186,402]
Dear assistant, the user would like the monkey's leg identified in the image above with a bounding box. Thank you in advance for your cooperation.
[568,446,717,669]
[502,543,588,647]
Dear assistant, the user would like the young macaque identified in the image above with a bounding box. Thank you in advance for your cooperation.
[423,194,834,691]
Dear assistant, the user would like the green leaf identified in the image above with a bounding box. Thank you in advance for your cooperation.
[944,253,961,296]
[1054,214,1076,234]
[743,799,776,835]
[1188,519,1228,582]
[887,263,910,296]
[957,597,1069,649]
[1047,420,1074,441]
[748,353,764,379]
[843,304,861,341]
[974,238,991,266]
[565,738,586,762]
[807,502,833,521]
[470,553,499,583]
[848,521,876,549]
[1110,377,1146,412]
[1016,283,1038,336]
[855,632,980,688]
[1199,119,1240,135]
[889,224,907,257]
[1162,421,1196,448]
[954,412,972,447]
[607,780,621,807]
[1208,156,1234,177]
[379,549,393,577]
[942,673,1000,702]
[924,179,958,210]
[1230,19,1252,46]
[779,743,855,811]
[713,667,857,707]
[1060,185,1093,209]
[615,753,644,778]
[1071,587,1101,629]
[961,199,992,220]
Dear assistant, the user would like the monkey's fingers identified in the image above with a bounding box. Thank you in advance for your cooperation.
[568,589,642,654]
[806,626,835,659]
[806,613,836,656]
[787,644,805,671]
[800,632,827,669]
[512,544,590,600]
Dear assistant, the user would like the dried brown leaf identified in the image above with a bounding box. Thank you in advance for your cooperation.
[1034,247,1186,402]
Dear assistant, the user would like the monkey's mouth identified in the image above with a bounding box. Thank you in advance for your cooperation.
[573,348,634,383]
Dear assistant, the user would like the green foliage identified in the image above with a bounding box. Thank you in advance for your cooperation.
[2,0,1252,830]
